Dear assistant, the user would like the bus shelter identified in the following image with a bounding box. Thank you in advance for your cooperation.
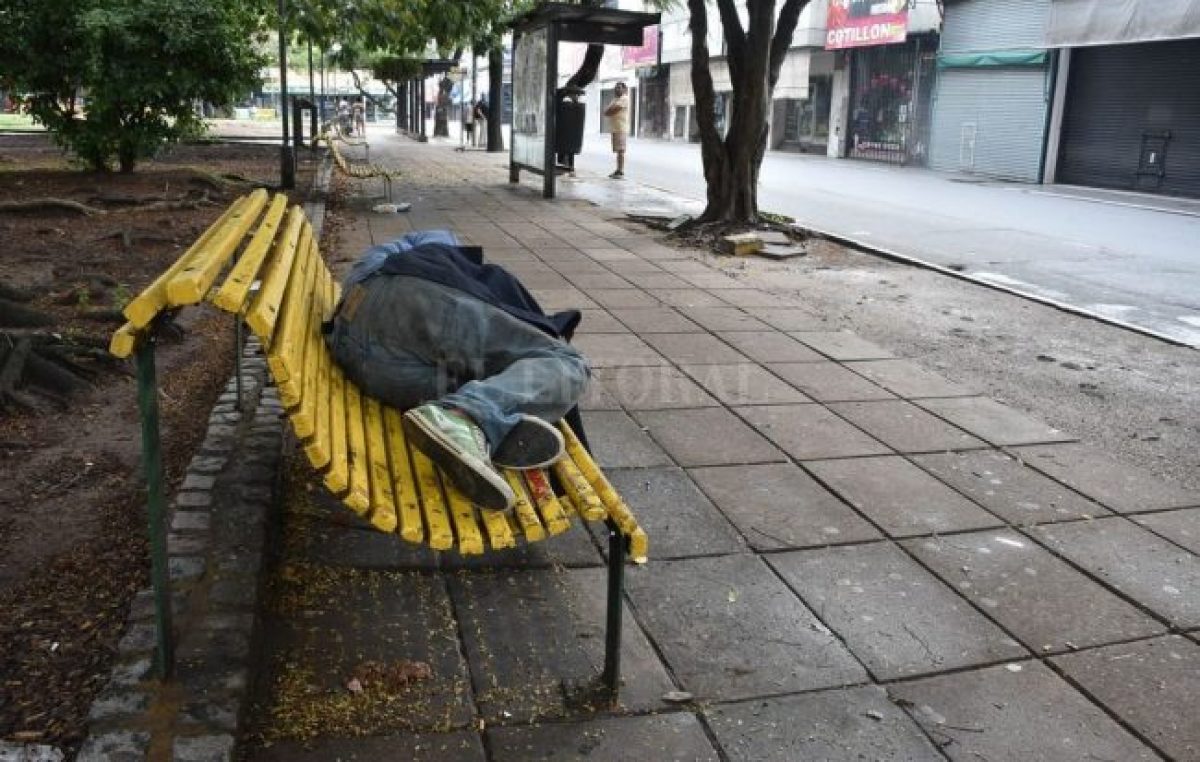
[508,3,659,198]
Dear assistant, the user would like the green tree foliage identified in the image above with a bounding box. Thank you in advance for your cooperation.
[0,0,266,172]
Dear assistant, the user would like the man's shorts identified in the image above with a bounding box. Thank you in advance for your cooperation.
[611,131,627,152]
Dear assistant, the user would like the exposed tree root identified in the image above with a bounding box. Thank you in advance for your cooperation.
[0,198,105,216]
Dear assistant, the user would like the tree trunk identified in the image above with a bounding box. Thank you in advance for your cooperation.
[433,77,452,137]
[487,46,504,152]
[398,81,409,133]
[688,0,809,224]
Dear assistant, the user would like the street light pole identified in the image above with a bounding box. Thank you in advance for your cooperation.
[278,0,295,189]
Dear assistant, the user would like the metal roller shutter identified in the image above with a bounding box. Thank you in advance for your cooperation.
[1058,39,1200,198]
[929,66,1051,181]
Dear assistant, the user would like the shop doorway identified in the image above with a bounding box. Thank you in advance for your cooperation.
[848,39,937,165]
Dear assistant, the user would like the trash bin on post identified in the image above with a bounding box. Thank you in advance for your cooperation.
[555,96,585,174]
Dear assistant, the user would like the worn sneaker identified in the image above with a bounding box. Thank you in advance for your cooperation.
[609,170,624,179]
[402,404,514,511]
[492,415,566,470]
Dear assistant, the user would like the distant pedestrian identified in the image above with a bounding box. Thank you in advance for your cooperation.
[463,98,475,145]
[474,99,488,148]
[603,82,630,179]
[353,99,367,136]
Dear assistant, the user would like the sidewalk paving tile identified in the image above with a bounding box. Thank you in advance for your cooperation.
[806,456,1003,537]
[653,259,713,274]
[580,411,673,468]
[629,272,693,290]
[735,404,892,461]
[712,288,793,308]
[1011,443,1200,514]
[829,400,986,453]
[680,307,771,332]
[591,366,719,409]
[529,288,599,310]
[438,523,602,570]
[609,307,704,333]
[587,289,664,309]
[563,272,634,290]
[1135,508,1200,554]
[1030,517,1200,628]
[679,364,811,405]
[257,570,473,736]
[574,309,628,334]
[250,731,486,762]
[845,359,977,398]
[705,686,941,762]
[915,397,1076,447]
[790,332,896,361]
[488,713,719,761]
[646,288,727,308]
[889,661,1157,761]
[633,408,786,467]
[579,379,622,411]
[602,259,664,275]
[744,307,830,332]
[581,248,639,263]
[1051,635,1200,761]
[769,543,1026,679]
[689,464,881,550]
[606,468,746,559]
[716,331,826,363]
[903,530,1164,654]
[449,567,674,723]
[290,514,440,571]
[641,332,750,365]
[677,271,749,289]
[624,555,867,701]
[766,362,896,402]
[572,334,668,367]
[912,450,1109,524]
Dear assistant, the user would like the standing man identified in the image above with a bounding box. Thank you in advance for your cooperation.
[603,82,630,179]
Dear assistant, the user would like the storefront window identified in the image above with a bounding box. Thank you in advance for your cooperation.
[782,75,832,149]
[848,40,936,165]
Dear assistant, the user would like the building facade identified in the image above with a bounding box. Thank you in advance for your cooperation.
[928,0,1054,182]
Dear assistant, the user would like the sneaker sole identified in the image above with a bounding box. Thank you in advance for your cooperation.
[493,416,566,470]
[402,412,514,512]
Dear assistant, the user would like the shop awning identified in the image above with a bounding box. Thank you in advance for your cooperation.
[1047,0,1200,47]
[937,50,1049,69]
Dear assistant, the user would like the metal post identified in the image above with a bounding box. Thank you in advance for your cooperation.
[277,0,295,189]
[135,337,173,679]
[308,41,318,146]
[543,22,559,199]
[602,519,624,695]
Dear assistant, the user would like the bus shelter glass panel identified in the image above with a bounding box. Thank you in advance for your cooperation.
[512,28,548,170]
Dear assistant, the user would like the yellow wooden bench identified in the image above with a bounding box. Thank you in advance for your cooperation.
[319,131,399,201]
[111,189,647,692]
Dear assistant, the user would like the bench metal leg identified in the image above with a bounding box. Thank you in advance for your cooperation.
[135,339,174,679]
[602,518,624,696]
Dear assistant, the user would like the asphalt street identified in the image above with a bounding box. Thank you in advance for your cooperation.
[569,133,1200,348]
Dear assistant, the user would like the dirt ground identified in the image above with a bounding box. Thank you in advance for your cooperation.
[0,134,316,752]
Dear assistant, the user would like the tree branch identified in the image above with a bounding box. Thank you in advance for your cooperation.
[714,0,746,84]
[770,0,810,91]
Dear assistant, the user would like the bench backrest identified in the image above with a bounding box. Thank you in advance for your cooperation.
[110,193,647,560]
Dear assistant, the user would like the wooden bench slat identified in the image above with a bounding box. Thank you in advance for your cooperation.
[289,269,326,439]
[324,367,350,495]
[122,196,248,329]
[505,470,546,543]
[302,275,336,469]
[524,470,572,536]
[167,189,269,305]
[383,407,425,544]
[363,397,399,533]
[246,207,307,344]
[411,449,455,551]
[560,423,649,563]
[267,240,316,408]
[344,382,371,514]
[211,193,290,313]
[444,481,486,556]
[109,322,139,359]
[480,507,517,551]
[552,456,607,521]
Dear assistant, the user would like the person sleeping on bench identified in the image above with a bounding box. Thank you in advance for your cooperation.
[324,230,590,513]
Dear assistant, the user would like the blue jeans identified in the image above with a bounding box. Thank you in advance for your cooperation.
[326,275,590,452]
